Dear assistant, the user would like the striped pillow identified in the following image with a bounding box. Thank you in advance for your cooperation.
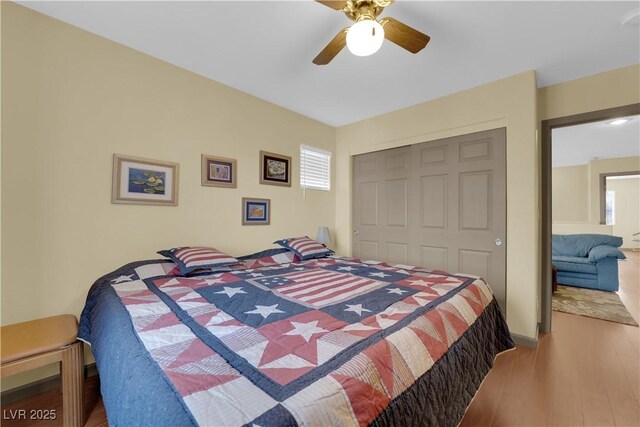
[274,236,333,260]
[158,247,238,275]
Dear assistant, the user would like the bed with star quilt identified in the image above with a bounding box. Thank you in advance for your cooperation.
[78,250,514,427]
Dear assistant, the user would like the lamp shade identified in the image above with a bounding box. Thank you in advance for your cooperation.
[346,19,384,57]
[316,226,332,246]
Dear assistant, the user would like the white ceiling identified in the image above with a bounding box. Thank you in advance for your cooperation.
[18,1,640,127]
[552,115,640,167]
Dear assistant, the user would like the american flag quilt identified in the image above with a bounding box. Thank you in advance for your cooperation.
[79,253,513,427]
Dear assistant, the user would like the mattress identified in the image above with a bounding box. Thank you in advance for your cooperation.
[78,252,513,426]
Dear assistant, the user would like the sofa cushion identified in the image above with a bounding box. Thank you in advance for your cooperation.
[552,256,597,274]
[552,234,623,257]
[588,245,626,263]
[553,255,592,264]
[555,273,599,289]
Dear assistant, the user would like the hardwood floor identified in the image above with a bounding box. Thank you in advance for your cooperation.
[461,251,639,427]
[2,253,638,426]
[1,375,105,427]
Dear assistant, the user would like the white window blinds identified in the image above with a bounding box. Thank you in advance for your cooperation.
[300,145,331,191]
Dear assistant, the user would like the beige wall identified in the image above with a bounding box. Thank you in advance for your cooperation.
[552,223,612,235]
[539,64,640,121]
[335,71,540,340]
[608,177,640,249]
[1,3,335,389]
[552,165,588,222]
[552,156,640,225]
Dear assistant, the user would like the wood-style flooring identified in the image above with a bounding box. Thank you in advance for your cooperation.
[2,253,638,426]
[461,251,639,427]
[1,374,104,427]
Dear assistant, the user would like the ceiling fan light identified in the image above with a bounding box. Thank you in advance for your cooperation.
[609,119,629,126]
[346,19,384,57]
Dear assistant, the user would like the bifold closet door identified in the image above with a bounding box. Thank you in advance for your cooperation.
[352,128,506,311]
[352,145,412,265]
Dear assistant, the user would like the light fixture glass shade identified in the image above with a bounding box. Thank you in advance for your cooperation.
[346,19,384,57]
[609,118,629,126]
[316,226,332,246]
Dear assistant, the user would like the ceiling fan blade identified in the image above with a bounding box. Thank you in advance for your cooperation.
[313,28,348,65]
[315,1,347,11]
[380,17,430,54]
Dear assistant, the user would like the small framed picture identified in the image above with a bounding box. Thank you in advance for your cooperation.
[242,197,270,225]
[201,154,237,188]
[260,151,291,187]
[112,154,179,206]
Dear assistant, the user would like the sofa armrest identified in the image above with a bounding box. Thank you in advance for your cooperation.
[588,245,626,263]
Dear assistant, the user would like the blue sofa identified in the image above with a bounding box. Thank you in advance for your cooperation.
[552,234,626,292]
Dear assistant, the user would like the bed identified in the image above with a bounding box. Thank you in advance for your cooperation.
[79,248,513,426]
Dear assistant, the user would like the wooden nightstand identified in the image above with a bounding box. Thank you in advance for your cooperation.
[0,315,84,427]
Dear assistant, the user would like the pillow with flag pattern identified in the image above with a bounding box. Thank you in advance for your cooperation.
[237,247,302,269]
[167,264,240,277]
[273,236,333,260]
[158,246,239,275]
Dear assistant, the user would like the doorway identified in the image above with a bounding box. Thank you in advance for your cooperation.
[600,172,640,226]
[541,103,640,332]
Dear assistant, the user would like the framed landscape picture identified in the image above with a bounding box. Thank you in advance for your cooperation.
[260,151,291,187]
[242,197,270,225]
[112,154,179,206]
[201,154,237,188]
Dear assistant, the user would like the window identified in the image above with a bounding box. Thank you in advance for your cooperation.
[605,190,615,225]
[300,145,331,191]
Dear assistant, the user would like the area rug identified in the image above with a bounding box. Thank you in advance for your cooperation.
[553,285,638,326]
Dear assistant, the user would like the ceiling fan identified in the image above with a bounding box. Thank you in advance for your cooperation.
[313,0,431,65]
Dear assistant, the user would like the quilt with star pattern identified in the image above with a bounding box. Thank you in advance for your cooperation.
[79,253,513,427]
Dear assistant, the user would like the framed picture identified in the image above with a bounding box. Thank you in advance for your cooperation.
[242,197,270,225]
[201,154,237,188]
[260,151,291,187]
[112,154,179,206]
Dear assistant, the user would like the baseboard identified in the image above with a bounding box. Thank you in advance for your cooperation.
[1,364,98,405]
[511,328,539,349]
